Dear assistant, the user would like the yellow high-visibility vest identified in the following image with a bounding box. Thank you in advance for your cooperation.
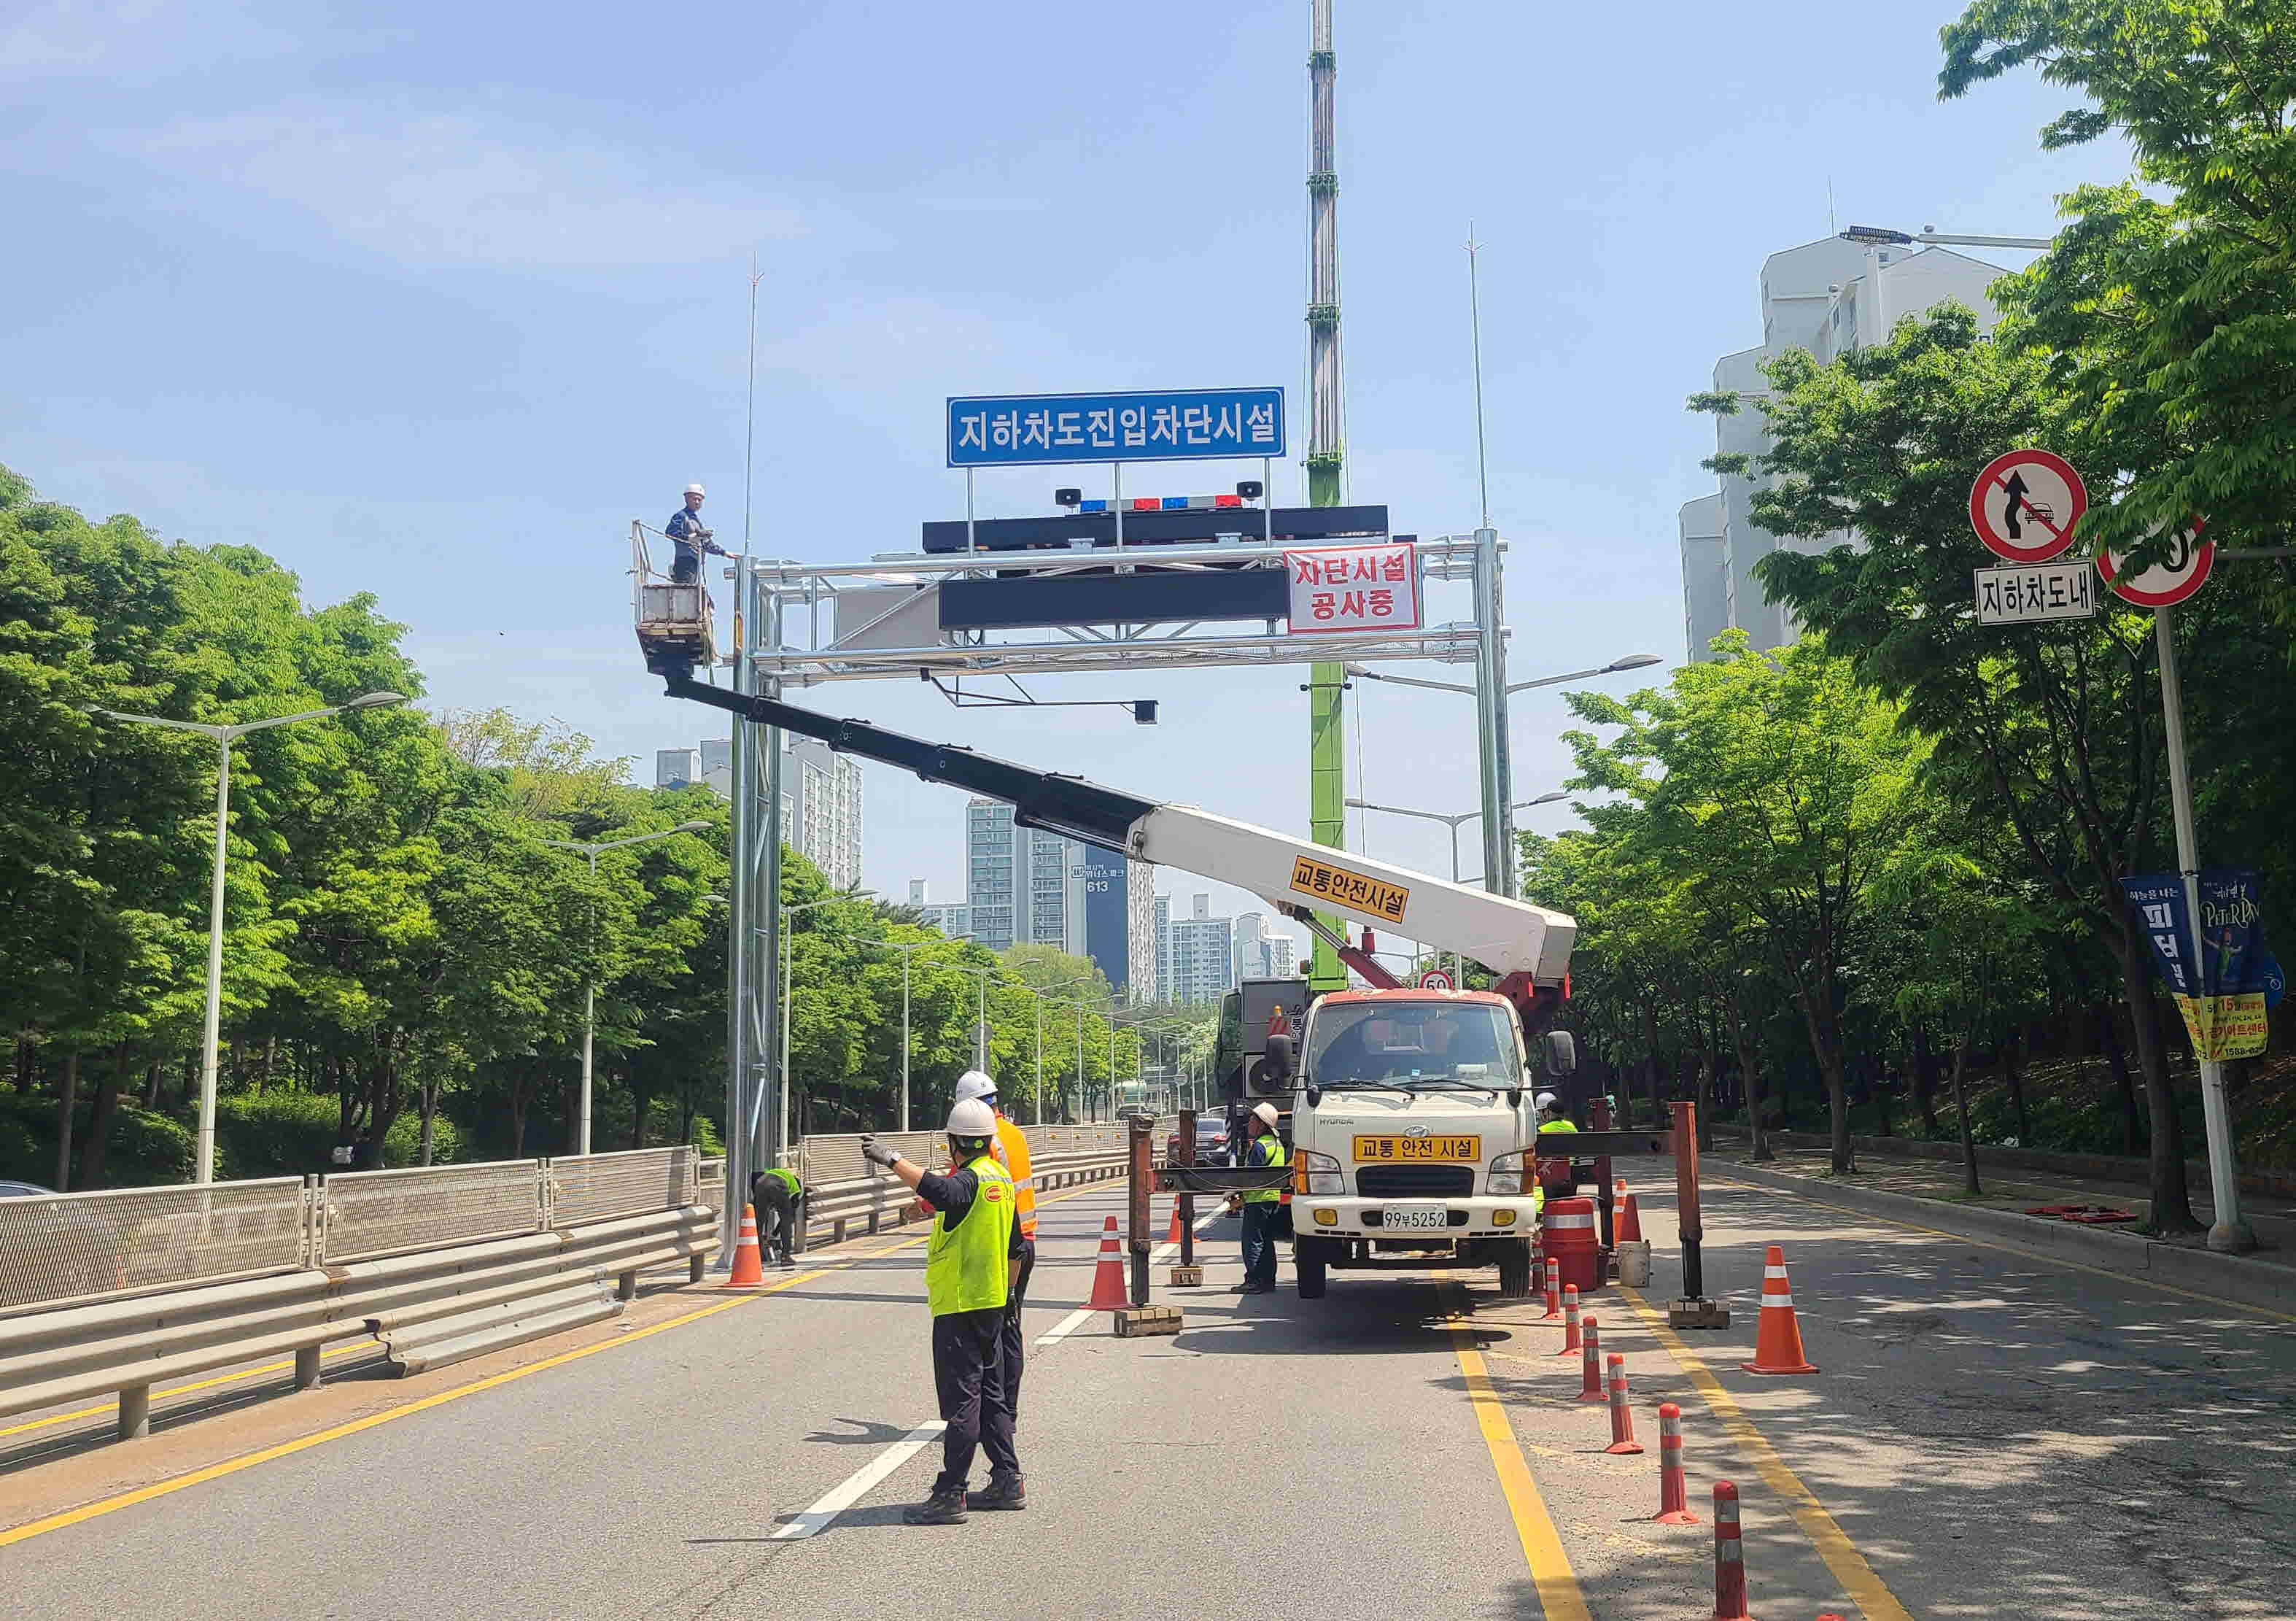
[1243,1136,1289,1203]
[926,1158,1015,1318]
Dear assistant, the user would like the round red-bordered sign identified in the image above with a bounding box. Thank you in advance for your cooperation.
[1416,968,1456,991]
[2096,519,2213,607]
[1969,449,2087,563]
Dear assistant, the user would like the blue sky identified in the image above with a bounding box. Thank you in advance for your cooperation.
[3,1,2115,941]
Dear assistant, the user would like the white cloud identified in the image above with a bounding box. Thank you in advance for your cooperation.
[139,104,807,268]
[0,0,296,80]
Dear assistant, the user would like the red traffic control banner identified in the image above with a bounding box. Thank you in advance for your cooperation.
[1286,540,1421,634]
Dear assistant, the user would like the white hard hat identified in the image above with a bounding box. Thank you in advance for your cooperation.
[1252,1101,1280,1129]
[1535,1091,1559,1112]
[684,483,706,497]
[946,1097,997,1138]
[953,1069,997,1105]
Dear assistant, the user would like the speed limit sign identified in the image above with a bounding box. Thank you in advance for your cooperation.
[1416,968,1456,991]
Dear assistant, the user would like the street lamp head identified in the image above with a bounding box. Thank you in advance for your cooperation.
[1340,662,1373,678]
[674,820,713,833]
[1604,654,1662,673]
[1521,791,1570,808]
[1840,225,1912,247]
[343,690,410,711]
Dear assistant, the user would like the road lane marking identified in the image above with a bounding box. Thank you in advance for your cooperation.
[1439,1283,1591,1621]
[0,1177,1139,1547]
[1704,1172,2296,1325]
[1036,1204,1225,1347]
[0,1343,373,1440]
[0,1264,831,1550]
[1618,1283,1915,1621]
[770,1420,947,1540]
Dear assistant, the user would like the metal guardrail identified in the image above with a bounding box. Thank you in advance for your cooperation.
[0,1124,1139,1442]
[549,1146,697,1228]
[322,1161,549,1265]
[0,1177,308,1312]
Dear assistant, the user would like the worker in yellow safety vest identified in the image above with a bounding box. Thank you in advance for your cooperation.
[863,1097,1024,1524]
[955,1069,1038,1433]
[1534,1090,1579,1208]
[1225,1100,1289,1294]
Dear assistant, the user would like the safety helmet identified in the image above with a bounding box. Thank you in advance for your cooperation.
[1251,1101,1280,1129]
[684,483,706,497]
[1535,1091,1559,1113]
[946,1097,997,1139]
[953,1069,997,1106]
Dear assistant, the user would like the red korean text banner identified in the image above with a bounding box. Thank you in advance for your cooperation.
[1285,541,1421,634]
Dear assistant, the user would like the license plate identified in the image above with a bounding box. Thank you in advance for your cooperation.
[1380,1206,1450,1231]
[1354,1134,1479,1162]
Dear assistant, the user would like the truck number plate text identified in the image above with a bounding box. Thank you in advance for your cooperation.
[1379,1206,1451,1230]
[1354,1134,1479,1162]
[1289,856,1410,923]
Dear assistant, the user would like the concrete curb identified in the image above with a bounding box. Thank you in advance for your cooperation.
[1707,1156,2295,1318]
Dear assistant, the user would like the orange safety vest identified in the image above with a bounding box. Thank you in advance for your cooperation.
[991,1113,1038,1241]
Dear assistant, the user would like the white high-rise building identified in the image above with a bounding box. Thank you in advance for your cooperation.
[1683,238,2006,659]
[690,735,863,890]
[1232,912,1271,983]
[963,800,1082,953]
[1268,936,1298,978]
[655,748,700,789]
[1166,893,1236,1006]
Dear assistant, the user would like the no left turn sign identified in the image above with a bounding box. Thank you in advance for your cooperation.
[1969,449,2087,563]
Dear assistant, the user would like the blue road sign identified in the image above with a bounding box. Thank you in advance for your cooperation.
[947,387,1284,468]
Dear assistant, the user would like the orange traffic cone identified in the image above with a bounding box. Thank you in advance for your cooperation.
[1741,1244,1816,1375]
[1166,1204,1185,1244]
[724,1204,765,1288]
[1617,1190,1644,1243]
[1087,1214,1130,1310]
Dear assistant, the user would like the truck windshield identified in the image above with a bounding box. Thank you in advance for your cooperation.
[1303,1004,1523,1091]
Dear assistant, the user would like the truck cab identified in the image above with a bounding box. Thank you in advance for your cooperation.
[1282,989,1571,1300]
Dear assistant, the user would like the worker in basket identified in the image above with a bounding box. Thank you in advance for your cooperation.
[664,482,730,584]
[862,1099,1025,1524]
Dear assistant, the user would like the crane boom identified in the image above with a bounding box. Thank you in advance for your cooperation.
[662,676,1575,989]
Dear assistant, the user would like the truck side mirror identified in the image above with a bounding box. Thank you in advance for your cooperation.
[1541,1030,1578,1079]
[1265,1032,1293,1078]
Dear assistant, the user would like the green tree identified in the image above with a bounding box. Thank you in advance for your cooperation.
[1566,635,1934,1172]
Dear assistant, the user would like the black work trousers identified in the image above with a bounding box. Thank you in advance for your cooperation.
[1240,1200,1281,1288]
[999,1238,1036,1421]
[931,1306,1019,1494]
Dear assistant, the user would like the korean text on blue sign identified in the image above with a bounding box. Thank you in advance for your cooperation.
[2122,875,2196,994]
[947,387,1284,468]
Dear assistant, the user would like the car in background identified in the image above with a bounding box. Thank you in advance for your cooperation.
[0,1180,129,1307]
[1166,1116,1231,1167]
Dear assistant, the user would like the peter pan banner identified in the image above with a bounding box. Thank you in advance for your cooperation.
[2122,869,2281,1060]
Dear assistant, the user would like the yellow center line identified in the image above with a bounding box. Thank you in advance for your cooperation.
[0,1343,373,1441]
[1704,1172,2296,1326]
[0,1263,829,1551]
[1438,1282,1591,1621]
[1617,1283,1914,1621]
[1,1177,1131,1547]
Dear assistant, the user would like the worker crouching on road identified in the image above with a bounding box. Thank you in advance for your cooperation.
[955,1069,1038,1432]
[1225,1101,1288,1295]
[748,1155,803,1271]
[862,1099,1024,1525]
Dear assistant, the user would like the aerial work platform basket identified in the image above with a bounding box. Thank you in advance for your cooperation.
[631,519,714,678]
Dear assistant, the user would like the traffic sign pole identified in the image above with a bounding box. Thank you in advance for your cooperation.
[2152,603,2256,1253]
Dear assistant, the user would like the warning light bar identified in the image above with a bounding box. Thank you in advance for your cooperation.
[1074,494,1249,513]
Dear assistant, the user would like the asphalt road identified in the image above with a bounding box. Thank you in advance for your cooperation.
[3,1169,2289,1620]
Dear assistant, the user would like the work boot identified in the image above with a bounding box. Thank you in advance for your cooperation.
[902,1487,968,1525]
[774,1255,798,1271]
[971,1474,1026,1511]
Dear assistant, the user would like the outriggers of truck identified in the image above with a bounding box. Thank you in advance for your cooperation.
[642,614,1582,1301]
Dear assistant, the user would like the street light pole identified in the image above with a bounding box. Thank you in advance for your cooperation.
[96,692,408,1183]
[1347,793,1567,969]
[542,821,713,1156]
